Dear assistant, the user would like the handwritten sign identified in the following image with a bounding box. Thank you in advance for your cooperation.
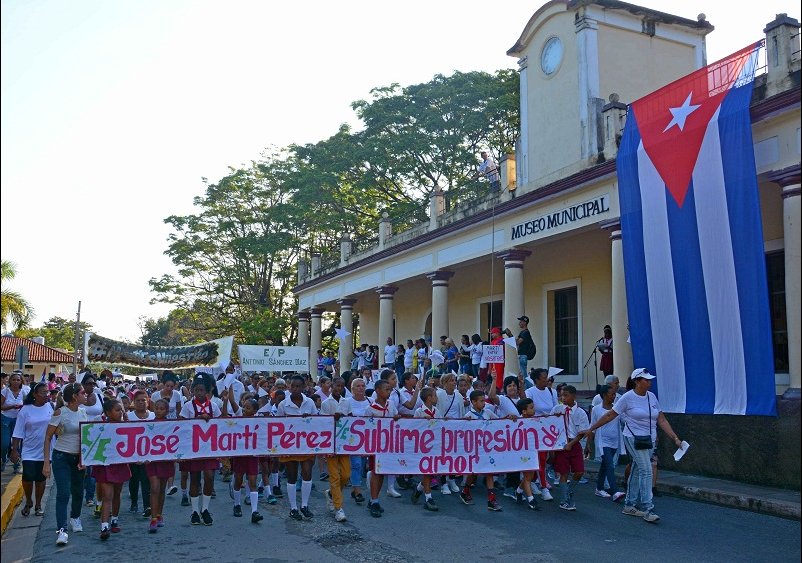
[334,415,567,475]
[482,345,504,363]
[80,416,334,466]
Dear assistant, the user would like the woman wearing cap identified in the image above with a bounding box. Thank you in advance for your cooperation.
[581,368,683,524]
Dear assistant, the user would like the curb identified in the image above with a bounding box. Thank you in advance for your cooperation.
[1,474,24,534]
[583,466,801,521]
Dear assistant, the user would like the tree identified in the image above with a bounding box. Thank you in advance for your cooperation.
[1,260,34,332]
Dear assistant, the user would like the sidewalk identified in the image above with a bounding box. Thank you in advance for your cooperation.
[583,459,801,520]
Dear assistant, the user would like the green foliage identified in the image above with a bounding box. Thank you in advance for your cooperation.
[1,259,34,331]
[16,316,93,351]
[150,70,518,345]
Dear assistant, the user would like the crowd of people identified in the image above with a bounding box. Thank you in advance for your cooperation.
[0,323,683,547]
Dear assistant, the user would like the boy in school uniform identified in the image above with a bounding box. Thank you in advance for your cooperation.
[277,375,318,521]
[550,385,590,511]
[319,377,351,523]
[460,390,503,511]
[366,380,399,518]
[410,387,441,512]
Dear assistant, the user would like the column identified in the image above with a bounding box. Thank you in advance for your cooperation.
[376,286,398,354]
[426,271,454,346]
[771,166,801,392]
[497,249,531,374]
[337,298,356,373]
[607,222,633,382]
[297,310,310,349]
[309,308,324,380]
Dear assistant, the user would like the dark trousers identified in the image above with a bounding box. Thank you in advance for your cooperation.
[128,463,151,508]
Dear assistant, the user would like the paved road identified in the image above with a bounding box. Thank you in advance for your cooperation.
[8,470,802,563]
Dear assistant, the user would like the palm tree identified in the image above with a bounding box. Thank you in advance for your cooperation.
[1,260,34,332]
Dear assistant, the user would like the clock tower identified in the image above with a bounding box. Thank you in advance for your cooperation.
[508,0,713,189]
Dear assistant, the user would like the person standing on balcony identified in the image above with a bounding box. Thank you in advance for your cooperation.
[474,151,500,191]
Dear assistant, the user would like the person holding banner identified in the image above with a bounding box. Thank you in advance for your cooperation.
[277,375,318,521]
[347,378,370,505]
[410,387,441,512]
[222,394,264,525]
[488,327,505,391]
[93,399,132,540]
[366,379,399,518]
[460,389,503,512]
[145,399,174,533]
[550,385,589,512]
[319,377,351,523]
[178,374,221,526]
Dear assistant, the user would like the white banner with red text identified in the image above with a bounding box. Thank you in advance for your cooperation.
[80,414,568,470]
[334,415,568,474]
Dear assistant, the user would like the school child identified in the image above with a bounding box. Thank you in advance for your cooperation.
[178,375,222,526]
[514,398,540,511]
[276,375,318,521]
[128,390,154,518]
[550,385,590,511]
[94,399,132,540]
[319,376,352,522]
[146,399,174,532]
[460,390,503,511]
[223,394,264,524]
[410,388,440,512]
[366,380,399,518]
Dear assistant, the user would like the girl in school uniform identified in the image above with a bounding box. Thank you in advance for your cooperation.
[128,390,154,518]
[145,399,173,533]
[94,399,132,540]
[410,388,441,512]
[178,374,222,526]
[222,391,264,523]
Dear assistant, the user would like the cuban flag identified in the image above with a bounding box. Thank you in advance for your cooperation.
[618,42,776,415]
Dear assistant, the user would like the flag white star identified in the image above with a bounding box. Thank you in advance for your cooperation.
[663,92,701,133]
[334,327,352,341]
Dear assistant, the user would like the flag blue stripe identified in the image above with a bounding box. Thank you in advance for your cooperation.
[617,121,657,386]
[664,185,716,413]
[718,84,777,415]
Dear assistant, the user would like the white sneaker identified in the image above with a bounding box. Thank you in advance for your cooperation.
[595,489,611,498]
[70,517,83,532]
[448,480,460,493]
[611,491,626,502]
[325,489,335,512]
[541,488,554,501]
[386,487,402,498]
[334,508,347,522]
[441,485,452,495]
[56,528,69,546]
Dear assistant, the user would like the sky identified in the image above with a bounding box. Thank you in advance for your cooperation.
[1,0,799,343]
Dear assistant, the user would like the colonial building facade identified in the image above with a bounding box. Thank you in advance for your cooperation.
[294,0,801,410]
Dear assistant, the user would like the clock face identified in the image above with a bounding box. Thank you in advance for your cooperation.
[541,36,563,76]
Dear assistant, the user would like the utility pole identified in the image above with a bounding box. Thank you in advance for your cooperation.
[73,301,81,377]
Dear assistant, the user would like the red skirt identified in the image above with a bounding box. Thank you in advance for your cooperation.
[183,458,219,473]
[231,456,259,476]
[146,461,175,480]
[94,463,132,484]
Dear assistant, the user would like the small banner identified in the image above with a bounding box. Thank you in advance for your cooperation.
[334,415,567,475]
[80,416,335,466]
[238,345,310,372]
[482,345,504,363]
[84,333,233,370]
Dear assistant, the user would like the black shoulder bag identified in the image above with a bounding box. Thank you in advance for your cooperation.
[626,395,653,450]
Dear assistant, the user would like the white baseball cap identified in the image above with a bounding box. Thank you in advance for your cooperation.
[631,368,655,380]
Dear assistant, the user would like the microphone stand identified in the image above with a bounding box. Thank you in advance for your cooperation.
[583,342,600,392]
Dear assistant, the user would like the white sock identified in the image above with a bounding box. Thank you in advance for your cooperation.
[270,472,278,488]
[287,483,297,510]
[527,495,534,501]
[101,521,109,530]
[424,492,432,501]
[301,480,312,507]
[249,492,259,513]
[111,515,118,524]
[516,487,523,494]
[181,488,187,496]
[190,496,200,513]
[416,482,424,492]
[232,488,241,506]
[387,475,396,490]
[201,494,211,512]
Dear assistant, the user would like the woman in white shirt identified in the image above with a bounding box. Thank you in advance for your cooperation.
[150,372,183,419]
[42,382,88,546]
[469,334,483,378]
[588,384,625,501]
[1,371,27,473]
[9,382,53,517]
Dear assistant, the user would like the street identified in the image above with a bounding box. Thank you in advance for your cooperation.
[8,470,800,563]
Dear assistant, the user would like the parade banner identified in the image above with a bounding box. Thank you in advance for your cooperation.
[238,345,310,373]
[80,416,335,466]
[84,333,233,370]
[334,415,568,475]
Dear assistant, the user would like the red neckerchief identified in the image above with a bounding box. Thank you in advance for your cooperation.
[424,407,436,418]
[193,398,211,415]
[370,401,389,415]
